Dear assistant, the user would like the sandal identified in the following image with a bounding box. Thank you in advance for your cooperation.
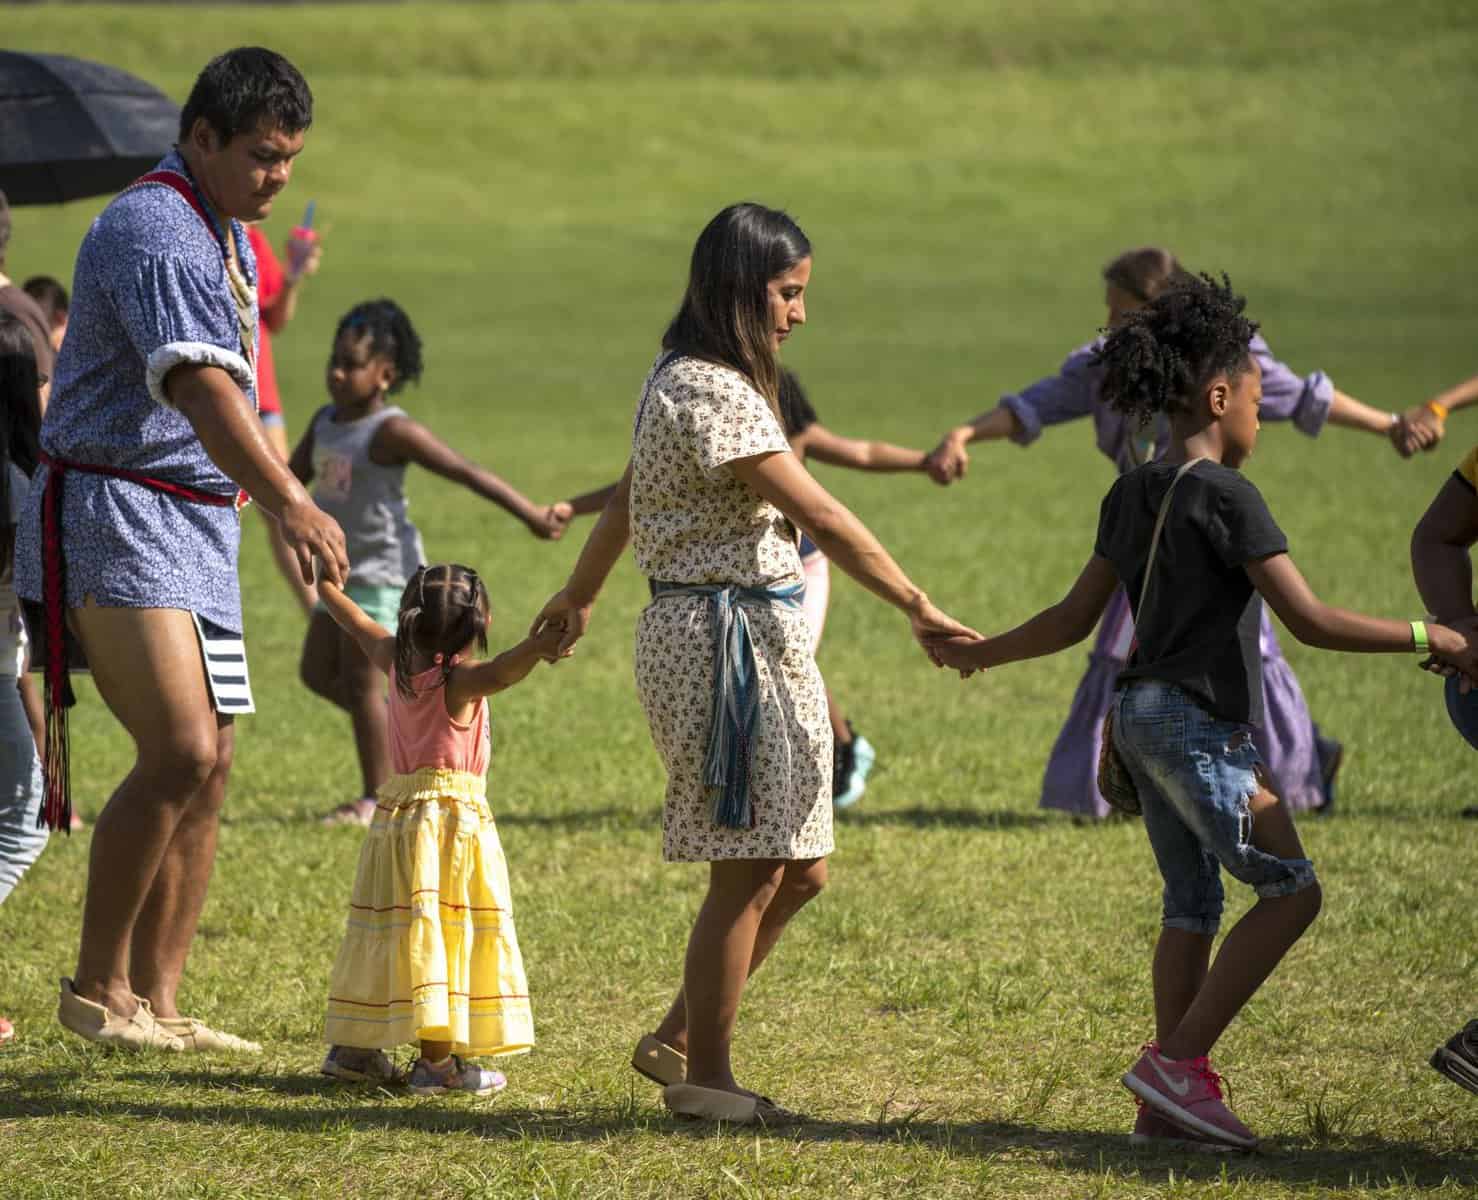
[631,1034,686,1087]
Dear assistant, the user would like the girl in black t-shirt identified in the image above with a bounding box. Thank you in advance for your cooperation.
[932,275,1478,1152]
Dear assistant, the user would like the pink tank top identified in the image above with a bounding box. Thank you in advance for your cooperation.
[387,662,490,777]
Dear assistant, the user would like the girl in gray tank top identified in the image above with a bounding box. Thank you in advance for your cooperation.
[289,299,576,824]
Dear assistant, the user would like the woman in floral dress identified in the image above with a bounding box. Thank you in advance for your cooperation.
[533,203,973,1123]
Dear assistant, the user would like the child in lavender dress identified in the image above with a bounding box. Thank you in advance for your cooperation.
[927,247,1426,818]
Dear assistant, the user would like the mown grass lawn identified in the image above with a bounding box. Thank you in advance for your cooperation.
[2,3,1476,1196]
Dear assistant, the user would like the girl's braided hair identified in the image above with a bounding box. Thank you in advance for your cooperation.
[1094,272,1260,430]
[393,563,489,698]
[337,299,423,393]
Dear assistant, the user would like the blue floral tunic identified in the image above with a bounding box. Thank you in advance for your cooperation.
[15,151,258,634]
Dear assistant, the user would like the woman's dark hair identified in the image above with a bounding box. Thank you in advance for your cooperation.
[777,367,817,438]
[1102,246,1193,304]
[662,203,811,407]
[393,563,490,699]
[336,299,423,393]
[0,315,43,571]
[1095,273,1260,428]
[22,276,68,325]
[178,47,313,144]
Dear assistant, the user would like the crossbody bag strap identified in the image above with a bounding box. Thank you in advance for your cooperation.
[1133,456,1205,631]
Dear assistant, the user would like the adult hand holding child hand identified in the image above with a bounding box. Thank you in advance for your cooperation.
[907,597,983,675]
[530,587,591,659]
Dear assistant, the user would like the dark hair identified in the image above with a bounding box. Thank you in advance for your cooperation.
[22,276,68,326]
[1102,246,1193,304]
[662,203,811,407]
[335,299,423,394]
[0,189,10,267]
[178,47,313,145]
[0,314,43,571]
[1095,272,1260,428]
[777,367,817,438]
[393,563,490,699]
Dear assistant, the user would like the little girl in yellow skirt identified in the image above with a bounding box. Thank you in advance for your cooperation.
[317,562,561,1094]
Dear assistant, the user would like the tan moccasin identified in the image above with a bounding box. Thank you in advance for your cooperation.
[631,1034,686,1087]
[56,978,183,1052]
[662,1083,800,1126]
[155,1016,262,1054]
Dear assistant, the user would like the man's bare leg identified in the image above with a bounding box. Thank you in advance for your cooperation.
[129,716,234,1018]
[68,605,221,1019]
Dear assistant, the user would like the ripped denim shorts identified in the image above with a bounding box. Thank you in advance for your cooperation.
[1113,680,1317,935]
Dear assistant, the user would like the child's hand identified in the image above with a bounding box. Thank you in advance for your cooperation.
[926,634,988,676]
[528,503,574,541]
[531,619,568,662]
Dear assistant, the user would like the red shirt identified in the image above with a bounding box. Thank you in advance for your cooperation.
[246,225,283,417]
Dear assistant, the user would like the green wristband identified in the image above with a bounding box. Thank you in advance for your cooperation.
[1411,621,1430,654]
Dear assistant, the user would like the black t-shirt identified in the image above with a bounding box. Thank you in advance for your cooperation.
[1095,459,1288,726]
[778,378,817,439]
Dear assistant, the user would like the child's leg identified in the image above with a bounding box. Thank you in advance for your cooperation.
[654,858,826,1059]
[1152,929,1213,1046]
[334,625,390,800]
[1159,788,1321,1061]
[825,686,851,745]
[299,611,346,708]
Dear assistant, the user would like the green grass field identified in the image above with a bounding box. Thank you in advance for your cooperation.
[3,3,1477,1196]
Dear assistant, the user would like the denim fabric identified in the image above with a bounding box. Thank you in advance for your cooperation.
[1445,675,1478,750]
[1113,680,1317,934]
[0,679,46,904]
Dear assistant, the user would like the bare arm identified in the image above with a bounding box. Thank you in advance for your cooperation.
[531,461,634,654]
[729,449,975,653]
[1246,552,1466,657]
[1325,388,1399,436]
[317,578,395,672]
[168,364,347,585]
[445,626,565,707]
[1402,373,1478,455]
[1412,476,1478,622]
[565,482,619,517]
[802,423,929,473]
[373,415,569,539]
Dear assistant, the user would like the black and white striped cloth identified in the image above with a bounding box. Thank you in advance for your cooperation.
[193,615,254,715]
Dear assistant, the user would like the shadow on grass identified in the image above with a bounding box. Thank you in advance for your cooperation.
[839,806,1058,831]
[3,1071,1472,1189]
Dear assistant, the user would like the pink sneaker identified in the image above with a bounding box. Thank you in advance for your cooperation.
[1129,1101,1243,1154]
[1122,1043,1257,1150]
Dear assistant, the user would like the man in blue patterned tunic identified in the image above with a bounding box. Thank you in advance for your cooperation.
[15,47,348,1053]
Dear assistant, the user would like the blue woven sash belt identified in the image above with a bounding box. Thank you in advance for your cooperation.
[649,578,805,829]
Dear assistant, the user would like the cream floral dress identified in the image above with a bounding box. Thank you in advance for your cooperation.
[631,353,833,862]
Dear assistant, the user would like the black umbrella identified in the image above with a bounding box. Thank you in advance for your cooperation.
[0,51,179,205]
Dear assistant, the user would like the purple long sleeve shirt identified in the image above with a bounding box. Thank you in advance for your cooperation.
[998,334,1334,473]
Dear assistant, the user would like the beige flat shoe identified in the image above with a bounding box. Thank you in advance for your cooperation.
[155,1016,262,1054]
[662,1083,800,1126]
[631,1034,687,1087]
[56,978,183,1052]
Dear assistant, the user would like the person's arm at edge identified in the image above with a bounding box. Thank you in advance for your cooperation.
[1411,476,1478,622]
[531,461,634,654]
[804,423,930,473]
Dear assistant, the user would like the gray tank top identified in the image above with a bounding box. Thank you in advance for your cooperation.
[309,404,426,589]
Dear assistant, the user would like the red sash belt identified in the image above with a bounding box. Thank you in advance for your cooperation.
[37,451,237,832]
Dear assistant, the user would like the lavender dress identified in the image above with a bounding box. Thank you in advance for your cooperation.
[15,151,257,637]
[1000,335,1333,817]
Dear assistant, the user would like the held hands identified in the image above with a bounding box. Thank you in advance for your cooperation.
[926,634,990,675]
[529,619,568,663]
[1422,617,1478,693]
[528,502,575,541]
[530,586,592,659]
[907,596,985,676]
[924,430,971,486]
[1393,404,1444,458]
[281,496,349,588]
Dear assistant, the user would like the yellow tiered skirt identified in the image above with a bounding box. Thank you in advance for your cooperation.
[323,767,533,1056]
